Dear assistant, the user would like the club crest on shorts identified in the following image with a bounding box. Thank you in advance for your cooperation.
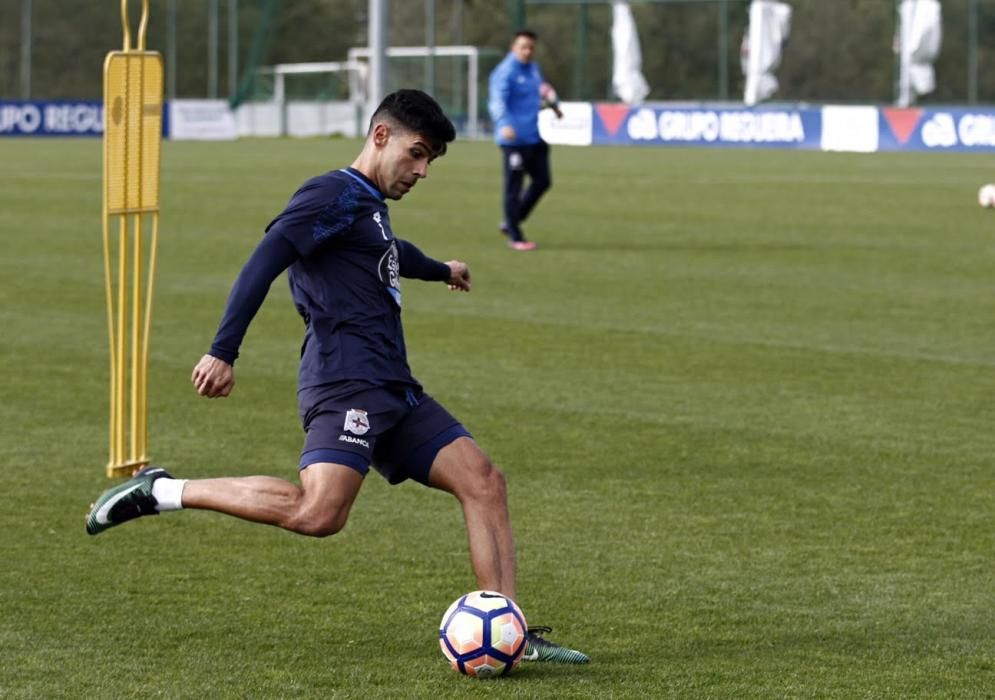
[344,409,370,435]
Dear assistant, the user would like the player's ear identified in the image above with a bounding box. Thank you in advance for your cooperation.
[372,122,391,148]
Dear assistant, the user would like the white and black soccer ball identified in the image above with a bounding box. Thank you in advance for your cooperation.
[438,590,527,678]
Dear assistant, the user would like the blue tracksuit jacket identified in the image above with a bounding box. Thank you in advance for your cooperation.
[488,52,546,146]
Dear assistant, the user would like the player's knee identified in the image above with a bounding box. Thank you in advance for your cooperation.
[289,505,349,538]
[295,516,346,538]
[464,458,507,504]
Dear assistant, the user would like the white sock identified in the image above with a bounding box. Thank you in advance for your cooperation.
[151,478,187,512]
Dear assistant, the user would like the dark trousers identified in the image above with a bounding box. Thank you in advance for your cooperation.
[501,141,552,241]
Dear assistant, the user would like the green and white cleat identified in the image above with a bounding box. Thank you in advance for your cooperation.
[522,626,590,664]
[85,466,172,536]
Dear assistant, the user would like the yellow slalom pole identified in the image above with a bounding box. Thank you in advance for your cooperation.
[121,0,132,51]
[116,215,128,466]
[130,212,142,465]
[138,0,150,52]
[102,0,163,478]
[139,212,160,463]
[102,212,117,469]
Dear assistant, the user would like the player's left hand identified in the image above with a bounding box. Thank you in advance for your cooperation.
[445,261,471,292]
[553,106,564,119]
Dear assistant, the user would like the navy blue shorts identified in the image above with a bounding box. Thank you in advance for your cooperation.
[297,383,471,485]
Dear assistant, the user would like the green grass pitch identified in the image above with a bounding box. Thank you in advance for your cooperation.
[1,136,993,698]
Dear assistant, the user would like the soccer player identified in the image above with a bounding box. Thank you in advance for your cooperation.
[488,29,563,251]
[86,89,588,665]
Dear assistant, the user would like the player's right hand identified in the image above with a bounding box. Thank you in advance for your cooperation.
[192,354,235,398]
[500,125,516,142]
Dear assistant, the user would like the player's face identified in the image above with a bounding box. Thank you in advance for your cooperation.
[379,128,438,201]
[511,35,535,63]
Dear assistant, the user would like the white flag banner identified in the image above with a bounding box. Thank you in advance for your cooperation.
[742,0,792,106]
[896,0,942,106]
[611,1,650,105]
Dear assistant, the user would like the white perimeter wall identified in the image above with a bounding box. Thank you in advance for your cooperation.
[168,99,362,140]
[234,101,363,138]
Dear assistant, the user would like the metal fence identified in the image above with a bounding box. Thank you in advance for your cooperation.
[5,0,995,105]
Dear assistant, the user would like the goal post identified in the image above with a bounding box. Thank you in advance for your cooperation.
[252,61,367,137]
[347,45,491,138]
[239,46,498,139]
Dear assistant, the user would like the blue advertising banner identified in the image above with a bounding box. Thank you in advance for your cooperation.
[879,107,995,152]
[591,103,822,150]
[0,101,104,136]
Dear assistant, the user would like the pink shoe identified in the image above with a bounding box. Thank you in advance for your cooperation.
[508,240,538,251]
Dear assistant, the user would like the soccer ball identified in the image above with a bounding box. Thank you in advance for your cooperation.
[978,184,995,208]
[438,590,528,678]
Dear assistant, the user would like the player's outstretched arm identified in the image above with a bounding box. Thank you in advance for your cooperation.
[445,260,471,292]
[396,239,469,292]
[192,354,235,398]
[197,233,299,398]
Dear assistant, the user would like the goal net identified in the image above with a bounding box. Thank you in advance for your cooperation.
[236,46,500,139]
[236,61,366,138]
[347,46,500,139]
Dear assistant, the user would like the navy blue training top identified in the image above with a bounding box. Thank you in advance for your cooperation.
[208,167,452,391]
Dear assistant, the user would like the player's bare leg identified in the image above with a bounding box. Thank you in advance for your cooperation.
[182,463,364,536]
[428,436,589,664]
[427,437,517,601]
[86,462,363,537]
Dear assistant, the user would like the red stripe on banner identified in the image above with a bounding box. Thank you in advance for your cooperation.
[882,108,924,145]
[595,103,631,137]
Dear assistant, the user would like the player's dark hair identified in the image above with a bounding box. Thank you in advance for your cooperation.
[369,89,455,156]
[513,29,538,41]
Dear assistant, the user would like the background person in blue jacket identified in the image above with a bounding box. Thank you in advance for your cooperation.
[488,30,563,251]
